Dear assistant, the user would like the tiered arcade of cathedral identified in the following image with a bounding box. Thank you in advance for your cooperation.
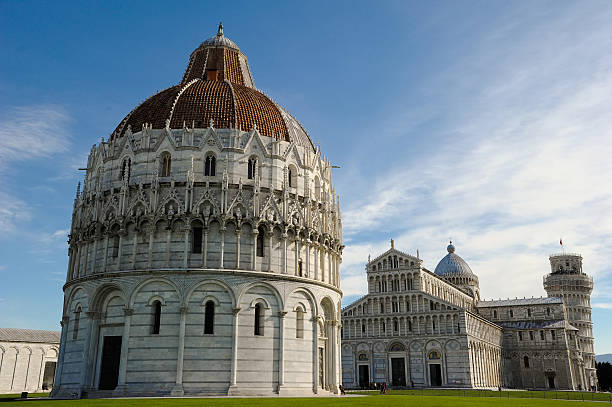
[341,241,597,391]
[51,24,343,398]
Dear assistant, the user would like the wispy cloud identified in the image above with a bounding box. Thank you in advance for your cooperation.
[0,105,71,232]
[593,303,612,310]
[0,105,70,163]
[339,4,612,308]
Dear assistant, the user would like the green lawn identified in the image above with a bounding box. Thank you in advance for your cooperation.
[0,393,610,406]
[353,388,612,402]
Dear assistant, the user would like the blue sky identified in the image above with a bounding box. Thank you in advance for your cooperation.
[1,1,611,353]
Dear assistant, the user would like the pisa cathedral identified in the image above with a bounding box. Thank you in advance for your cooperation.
[340,241,597,391]
[51,24,342,398]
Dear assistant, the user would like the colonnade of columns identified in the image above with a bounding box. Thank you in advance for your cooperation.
[342,313,461,339]
[67,225,341,289]
[469,342,502,388]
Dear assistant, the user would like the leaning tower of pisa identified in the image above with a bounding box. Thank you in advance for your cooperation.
[544,253,597,390]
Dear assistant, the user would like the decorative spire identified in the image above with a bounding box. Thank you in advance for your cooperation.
[447,240,455,253]
[217,22,224,36]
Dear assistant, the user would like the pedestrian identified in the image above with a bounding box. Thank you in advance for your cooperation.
[339,384,345,395]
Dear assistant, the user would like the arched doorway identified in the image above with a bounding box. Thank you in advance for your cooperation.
[427,350,442,386]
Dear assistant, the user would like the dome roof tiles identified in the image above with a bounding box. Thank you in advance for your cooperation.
[110,25,314,152]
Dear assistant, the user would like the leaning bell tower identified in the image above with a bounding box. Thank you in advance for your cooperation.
[544,252,597,390]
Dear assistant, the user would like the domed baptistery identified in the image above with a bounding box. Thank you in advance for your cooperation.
[52,24,343,398]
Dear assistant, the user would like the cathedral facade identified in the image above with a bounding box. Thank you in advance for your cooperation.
[51,25,342,398]
[341,242,597,391]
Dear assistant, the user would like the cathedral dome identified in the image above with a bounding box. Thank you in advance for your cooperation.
[110,23,314,152]
[434,242,475,277]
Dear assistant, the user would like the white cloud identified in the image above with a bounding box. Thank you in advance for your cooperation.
[0,105,70,163]
[593,303,612,310]
[0,105,71,232]
[339,4,612,305]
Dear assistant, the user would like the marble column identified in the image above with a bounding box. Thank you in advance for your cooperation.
[219,228,225,269]
[74,244,81,278]
[147,229,154,269]
[267,232,273,272]
[171,307,188,396]
[165,229,171,267]
[183,229,190,268]
[312,316,319,394]
[314,245,319,281]
[82,242,90,276]
[114,308,133,395]
[305,240,311,278]
[229,307,241,391]
[236,230,241,269]
[118,232,125,269]
[294,238,299,276]
[251,229,257,271]
[91,239,98,273]
[277,311,287,393]
[202,229,209,268]
[131,233,137,269]
[103,236,109,272]
[282,232,288,274]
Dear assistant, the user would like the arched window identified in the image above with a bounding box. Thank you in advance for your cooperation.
[288,165,297,188]
[256,226,265,257]
[298,260,303,277]
[248,157,257,180]
[121,158,131,183]
[254,303,264,336]
[152,300,162,334]
[524,356,530,368]
[192,225,203,253]
[72,306,81,341]
[160,152,171,177]
[394,320,399,332]
[111,235,120,258]
[204,301,215,335]
[408,320,412,331]
[296,307,304,338]
[205,154,216,176]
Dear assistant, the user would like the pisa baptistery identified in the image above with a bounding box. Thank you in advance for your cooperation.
[51,24,343,398]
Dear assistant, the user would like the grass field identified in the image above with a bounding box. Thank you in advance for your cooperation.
[0,396,606,407]
[352,388,612,402]
[1,391,611,406]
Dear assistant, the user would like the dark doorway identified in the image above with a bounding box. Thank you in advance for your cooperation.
[41,362,56,390]
[99,336,122,390]
[548,375,555,389]
[318,348,324,388]
[358,365,370,389]
[429,364,442,386]
[391,358,406,387]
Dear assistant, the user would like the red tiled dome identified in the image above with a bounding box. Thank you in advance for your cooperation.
[111,24,314,152]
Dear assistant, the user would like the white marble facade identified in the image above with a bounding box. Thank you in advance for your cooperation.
[52,27,343,398]
[0,328,60,394]
[341,243,597,391]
